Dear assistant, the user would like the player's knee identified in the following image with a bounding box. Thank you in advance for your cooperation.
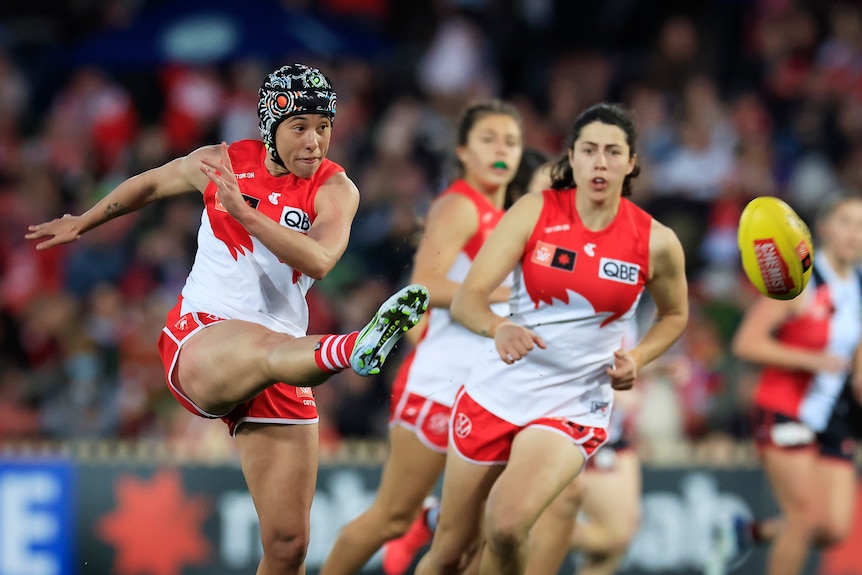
[605,526,638,555]
[814,518,852,548]
[619,507,642,546]
[600,517,640,555]
[261,525,310,572]
[483,509,529,558]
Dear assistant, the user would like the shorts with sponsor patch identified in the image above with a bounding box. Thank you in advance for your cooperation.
[157,297,319,436]
[389,390,451,453]
[449,387,608,466]
[751,406,855,462]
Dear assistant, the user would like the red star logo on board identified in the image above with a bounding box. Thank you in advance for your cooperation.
[96,469,212,575]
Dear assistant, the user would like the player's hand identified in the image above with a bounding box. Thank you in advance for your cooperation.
[494,322,546,364]
[25,213,84,250]
[200,142,248,218]
[607,349,637,390]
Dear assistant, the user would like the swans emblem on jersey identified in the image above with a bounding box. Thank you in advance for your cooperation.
[453,413,473,438]
[584,243,596,257]
[269,191,281,205]
[531,241,576,272]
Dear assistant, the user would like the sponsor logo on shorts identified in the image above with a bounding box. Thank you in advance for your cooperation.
[591,401,610,414]
[531,241,576,272]
[427,412,450,436]
[296,387,314,399]
[598,257,640,285]
[453,413,473,438]
[235,171,255,179]
[281,206,311,233]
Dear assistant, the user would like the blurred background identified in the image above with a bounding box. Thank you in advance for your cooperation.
[0,0,860,574]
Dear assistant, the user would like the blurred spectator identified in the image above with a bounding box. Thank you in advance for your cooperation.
[160,64,225,155]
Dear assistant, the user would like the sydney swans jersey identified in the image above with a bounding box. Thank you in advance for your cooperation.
[180,140,343,337]
[401,180,510,405]
[754,259,862,431]
[466,189,652,427]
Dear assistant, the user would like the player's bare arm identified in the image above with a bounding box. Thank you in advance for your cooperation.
[26,145,213,250]
[411,193,480,308]
[452,191,547,362]
[628,220,688,371]
[732,294,848,374]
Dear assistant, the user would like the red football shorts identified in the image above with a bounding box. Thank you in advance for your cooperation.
[389,391,452,453]
[449,387,608,466]
[157,297,318,436]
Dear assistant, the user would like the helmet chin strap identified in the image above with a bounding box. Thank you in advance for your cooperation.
[272,148,286,169]
[267,117,287,168]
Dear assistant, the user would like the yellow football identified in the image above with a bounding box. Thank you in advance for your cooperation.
[738,196,814,300]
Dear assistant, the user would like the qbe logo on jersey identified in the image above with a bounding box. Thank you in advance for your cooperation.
[281,206,311,233]
[0,459,75,575]
[599,257,640,285]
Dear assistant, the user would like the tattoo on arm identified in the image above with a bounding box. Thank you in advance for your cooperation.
[104,202,128,219]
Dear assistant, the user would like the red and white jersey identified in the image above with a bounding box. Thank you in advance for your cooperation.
[180,140,343,337]
[399,180,510,406]
[754,258,862,431]
[465,189,652,427]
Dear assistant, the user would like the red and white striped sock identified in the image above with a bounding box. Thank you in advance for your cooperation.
[314,332,359,373]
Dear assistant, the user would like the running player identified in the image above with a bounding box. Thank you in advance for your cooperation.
[415,102,688,575]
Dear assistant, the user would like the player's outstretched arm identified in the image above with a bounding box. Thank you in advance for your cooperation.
[26,145,216,250]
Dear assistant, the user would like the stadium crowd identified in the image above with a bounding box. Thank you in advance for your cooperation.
[1,0,862,462]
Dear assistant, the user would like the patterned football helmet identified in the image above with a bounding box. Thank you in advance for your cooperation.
[258,64,337,165]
